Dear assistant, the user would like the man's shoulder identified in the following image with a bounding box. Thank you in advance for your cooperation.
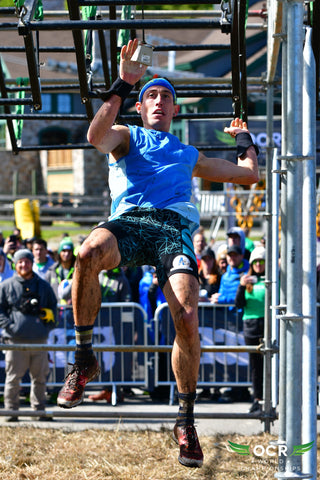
[47,261,59,272]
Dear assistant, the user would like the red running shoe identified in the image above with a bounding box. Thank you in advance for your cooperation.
[173,423,204,468]
[57,358,100,408]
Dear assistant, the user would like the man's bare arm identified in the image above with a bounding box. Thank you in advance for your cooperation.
[193,118,259,185]
[87,39,148,155]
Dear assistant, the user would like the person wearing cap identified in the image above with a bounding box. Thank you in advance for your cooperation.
[45,237,76,305]
[57,38,259,467]
[235,246,266,414]
[198,247,221,300]
[0,249,57,421]
[211,245,250,308]
[226,226,251,261]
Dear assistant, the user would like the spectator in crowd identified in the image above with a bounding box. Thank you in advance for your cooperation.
[55,37,258,468]
[226,226,251,261]
[198,247,221,301]
[0,248,14,283]
[197,246,221,400]
[46,237,76,305]
[235,246,266,414]
[88,267,132,403]
[98,266,132,304]
[139,266,157,323]
[211,245,250,310]
[193,231,207,270]
[32,238,55,281]
[45,237,76,330]
[24,236,36,251]
[123,266,143,304]
[211,244,250,402]
[12,227,21,239]
[139,264,166,396]
[3,233,22,267]
[216,244,228,275]
[147,269,166,319]
[0,230,4,247]
[0,249,57,421]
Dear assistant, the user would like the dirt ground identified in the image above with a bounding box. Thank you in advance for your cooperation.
[0,428,318,480]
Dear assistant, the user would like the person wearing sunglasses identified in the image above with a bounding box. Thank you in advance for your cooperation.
[235,245,266,414]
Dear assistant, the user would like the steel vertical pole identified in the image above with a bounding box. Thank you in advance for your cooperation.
[302,26,317,480]
[278,0,287,455]
[271,148,280,408]
[282,0,304,476]
[263,83,274,434]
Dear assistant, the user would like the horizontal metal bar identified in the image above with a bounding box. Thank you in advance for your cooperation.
[89,90,233,100]
[0,46,75,53]
[153,44,231,51]
[6,84,83,92]
[79,0,219,5]
[0,22,19,30]
[6,84,234,93]
[0,114,88,120]
[0,7,16,13]
[119,112,233,121]
[18,19,224,34]
[3,77,265,86]
[16,143,94,151]
[0,98,33,106]
[0,343,263,353]
[0,409,271,420]
[0,112,233,121]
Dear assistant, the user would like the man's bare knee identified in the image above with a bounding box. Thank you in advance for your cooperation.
[77,229,120,272]
[174,307,198,339]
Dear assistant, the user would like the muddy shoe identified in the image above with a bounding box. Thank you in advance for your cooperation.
[57,357,100,408]
[172,423,203,468]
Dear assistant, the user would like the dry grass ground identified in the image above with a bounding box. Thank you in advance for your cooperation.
[0,427,318,480]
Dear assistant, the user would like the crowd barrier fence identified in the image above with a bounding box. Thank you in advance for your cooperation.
[0,302,271,407]
[153,302,252,405]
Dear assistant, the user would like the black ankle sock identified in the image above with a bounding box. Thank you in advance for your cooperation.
[74,325,94,365]
[176,391,196,427]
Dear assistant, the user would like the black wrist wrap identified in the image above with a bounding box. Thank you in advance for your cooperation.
[95,77,134,102]
[236,132,259,158]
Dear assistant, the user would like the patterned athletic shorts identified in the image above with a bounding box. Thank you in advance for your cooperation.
[96,207,199,290]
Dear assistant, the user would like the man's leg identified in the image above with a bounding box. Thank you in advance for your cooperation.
[163,273,203,468]
[57,228,121,408]
[4,347,28,413]
[29,350,50,411]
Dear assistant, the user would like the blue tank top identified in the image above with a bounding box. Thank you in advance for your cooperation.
[108,125,200,228]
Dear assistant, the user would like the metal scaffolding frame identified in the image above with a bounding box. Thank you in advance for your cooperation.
[0,0,265,152]
[266,0,319,478]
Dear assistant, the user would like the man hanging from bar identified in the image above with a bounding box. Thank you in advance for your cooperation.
[57,38,259,468]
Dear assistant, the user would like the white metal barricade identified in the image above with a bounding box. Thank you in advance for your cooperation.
[0,302,149,406]
[153,302,251,404]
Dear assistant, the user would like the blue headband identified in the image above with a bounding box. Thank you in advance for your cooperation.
[138,78,177,103]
